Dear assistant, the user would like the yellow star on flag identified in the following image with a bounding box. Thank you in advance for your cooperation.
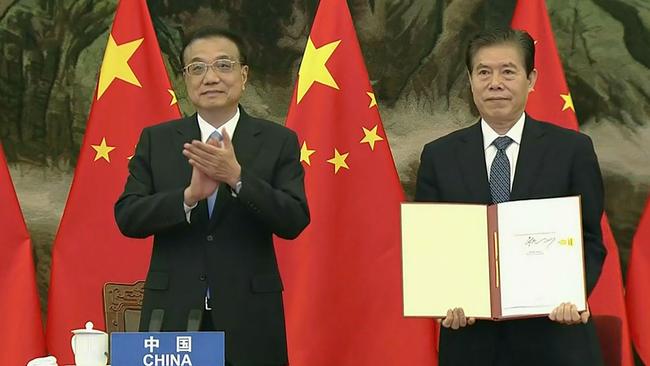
[360,125,384,151]
[367,92,377,108]
[300,141,316,165]
[327,148,349,174]
[127,145,136,160]
[296,37,341,103]
[91,137,116,162]
[97,34,144,100]
[560,93,575,112]
[168,89,177,106]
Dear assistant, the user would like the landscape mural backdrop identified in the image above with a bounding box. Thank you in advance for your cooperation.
[0,0,648,324]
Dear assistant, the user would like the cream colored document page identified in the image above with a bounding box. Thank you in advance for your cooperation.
[497,196,586,317]
[401,203,492,318]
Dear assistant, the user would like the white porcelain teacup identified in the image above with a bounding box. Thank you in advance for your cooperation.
[70,322,108,366]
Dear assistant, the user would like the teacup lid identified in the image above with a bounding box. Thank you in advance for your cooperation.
[71,321,106,335]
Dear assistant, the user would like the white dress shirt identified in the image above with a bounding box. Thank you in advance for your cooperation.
[183,108,240,222]
[481,112,526,187]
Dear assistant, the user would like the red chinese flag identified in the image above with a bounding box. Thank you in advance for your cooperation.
[592,219,634,366]
[627,195,650,365]
[0,146,46,364]
[512,1,634,365]
[275,0,437,365]
[45,0,181,363]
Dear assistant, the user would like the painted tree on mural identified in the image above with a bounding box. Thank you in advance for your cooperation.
[0,1,115,164]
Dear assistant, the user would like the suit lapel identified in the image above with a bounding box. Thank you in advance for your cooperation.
[174,114,210,227]
[208,108,263,230]
[510,116,548,201]
[230,108,263,171]
[458,121,492,203]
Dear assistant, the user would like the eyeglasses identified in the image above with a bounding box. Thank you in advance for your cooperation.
[182,59,242,76]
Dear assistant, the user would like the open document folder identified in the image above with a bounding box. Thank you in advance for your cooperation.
[401,196,586,320]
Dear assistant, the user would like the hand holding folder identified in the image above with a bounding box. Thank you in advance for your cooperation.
[439,308,475,330]
[401,196,587,320]
[438,302,589,329]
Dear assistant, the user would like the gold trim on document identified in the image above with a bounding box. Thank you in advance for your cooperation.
[494,231,499,288]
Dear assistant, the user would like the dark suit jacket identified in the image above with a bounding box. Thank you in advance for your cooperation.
[114,108,309,366]
[415,115,606,366]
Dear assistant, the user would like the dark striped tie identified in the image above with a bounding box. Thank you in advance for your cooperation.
[490,136,514,204]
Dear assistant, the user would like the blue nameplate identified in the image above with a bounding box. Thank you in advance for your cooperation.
[111,331,224,366]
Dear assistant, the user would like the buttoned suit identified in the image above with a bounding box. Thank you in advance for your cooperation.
[115,108,309,366]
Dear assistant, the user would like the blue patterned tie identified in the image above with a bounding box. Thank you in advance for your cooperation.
[206,130,223,218]
[490,136,514,204]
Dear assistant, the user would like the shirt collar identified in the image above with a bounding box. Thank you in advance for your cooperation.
[197,107,240,143]
[481,112,526,150]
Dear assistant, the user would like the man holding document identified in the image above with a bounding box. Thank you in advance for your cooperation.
[413,28,606,365]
